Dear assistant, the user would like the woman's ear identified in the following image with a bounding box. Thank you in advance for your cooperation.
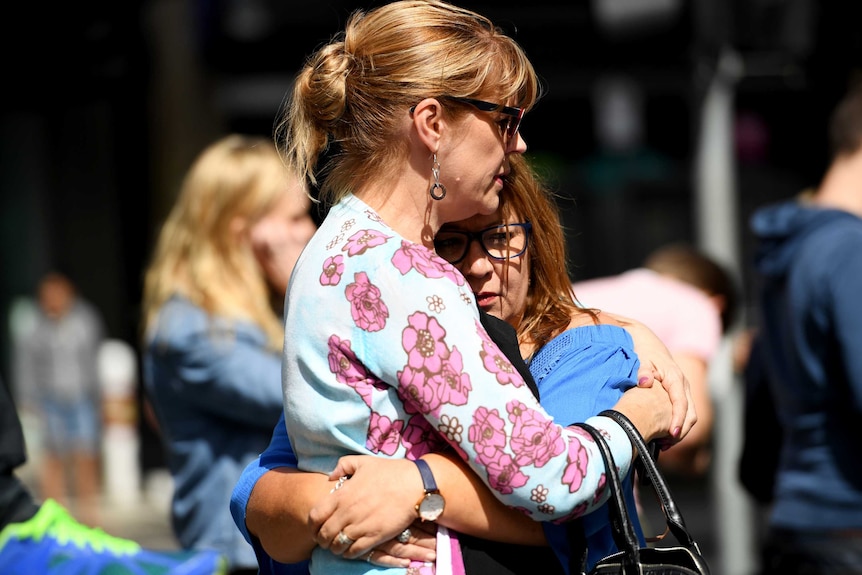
[411,97,444,151]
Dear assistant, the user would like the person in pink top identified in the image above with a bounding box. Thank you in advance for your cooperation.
[573,244,737,476]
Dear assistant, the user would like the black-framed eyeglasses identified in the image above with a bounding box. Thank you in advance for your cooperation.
[409,96,526,149]
[434,222,532,265]
[445,96,525,148]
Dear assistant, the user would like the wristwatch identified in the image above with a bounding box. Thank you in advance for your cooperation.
[413,459,445,521]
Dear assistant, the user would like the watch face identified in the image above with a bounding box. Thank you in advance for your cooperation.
[418,493,445,521]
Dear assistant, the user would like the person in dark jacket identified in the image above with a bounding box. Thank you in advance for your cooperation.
[745,79,862,574]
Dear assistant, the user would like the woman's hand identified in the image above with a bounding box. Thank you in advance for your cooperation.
[359,521,437,568]
[598,311,697,443]
[310,456,436,565]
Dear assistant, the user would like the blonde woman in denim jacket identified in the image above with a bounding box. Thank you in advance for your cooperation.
[141,134,316,574]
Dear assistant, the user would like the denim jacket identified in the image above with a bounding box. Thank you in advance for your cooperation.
[143,295,284,570]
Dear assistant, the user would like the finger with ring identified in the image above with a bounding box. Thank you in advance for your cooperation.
[365,550,375,563]
[336,531,355,547]
[330,475,348,493]
[397,528,412,544]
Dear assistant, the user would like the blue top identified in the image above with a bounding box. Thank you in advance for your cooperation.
[750,200,862,530]
[230,322,641,574]
[531,324,644,572]
[143,295,285,570]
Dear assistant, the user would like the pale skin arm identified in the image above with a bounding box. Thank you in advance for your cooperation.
[246,452,541,568]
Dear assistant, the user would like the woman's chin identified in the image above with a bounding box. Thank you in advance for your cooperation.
[478,193,500,216]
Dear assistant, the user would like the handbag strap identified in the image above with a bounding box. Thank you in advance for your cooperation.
[572,422,642,575]
[598,409,702,553]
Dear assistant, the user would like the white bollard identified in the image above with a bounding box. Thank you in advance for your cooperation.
[98,339,142,509]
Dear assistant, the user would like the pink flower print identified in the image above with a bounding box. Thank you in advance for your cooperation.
[401,415,447,460]
[553,462,605,523]
[345,272,389,332]
[430,348,471,407]
[479,338,523,387]
[402,312,449,373]
[366,411,404,456]
[483,450,529,494]
[391,241,465,285]
[327,335,374,407]
[320,255,344,286]
[398,365,443,414]
[342,229,389,256]
[507,400,565,468]
[561,432,591,494]
[468,407,507,465]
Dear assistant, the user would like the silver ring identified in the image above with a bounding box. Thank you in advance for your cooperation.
[335,531,354,547]
[329,475,348,493]
[397,528,412,544]
[365,550,374,563]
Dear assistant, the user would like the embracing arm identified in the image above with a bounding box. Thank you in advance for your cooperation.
[242,376,687,565]
[246,467,332,564]
[308,450,547,561]
[597,311,697,444]
[241,451,546,565]
[318,377,682,559]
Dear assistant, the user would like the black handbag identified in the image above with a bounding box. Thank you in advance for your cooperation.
[569,410,711,575]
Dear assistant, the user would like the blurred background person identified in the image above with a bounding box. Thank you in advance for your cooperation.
[14,271,105,525]
[743,78,862,575]
[572,244,737,478]
[141,134,316,575]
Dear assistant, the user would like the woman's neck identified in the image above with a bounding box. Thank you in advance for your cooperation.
[354,179,439,247]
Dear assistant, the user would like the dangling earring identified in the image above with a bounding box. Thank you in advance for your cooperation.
[429,153,446,201]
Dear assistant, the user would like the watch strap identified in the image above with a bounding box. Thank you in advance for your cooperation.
[414,458,438,493]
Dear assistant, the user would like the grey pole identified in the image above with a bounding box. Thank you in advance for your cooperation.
[693,47,758,575]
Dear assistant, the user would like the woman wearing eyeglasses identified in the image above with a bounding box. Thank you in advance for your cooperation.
[261,2,695,573]
[232,154,661,574]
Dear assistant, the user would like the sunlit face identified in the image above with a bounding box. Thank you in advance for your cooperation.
[438,103,527,224]
[249,182,317,293]
[437,210,530,328]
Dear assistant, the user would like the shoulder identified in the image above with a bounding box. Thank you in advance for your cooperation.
[531,324,636,381]
[793,212,862,286]
[147,296,266,353]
